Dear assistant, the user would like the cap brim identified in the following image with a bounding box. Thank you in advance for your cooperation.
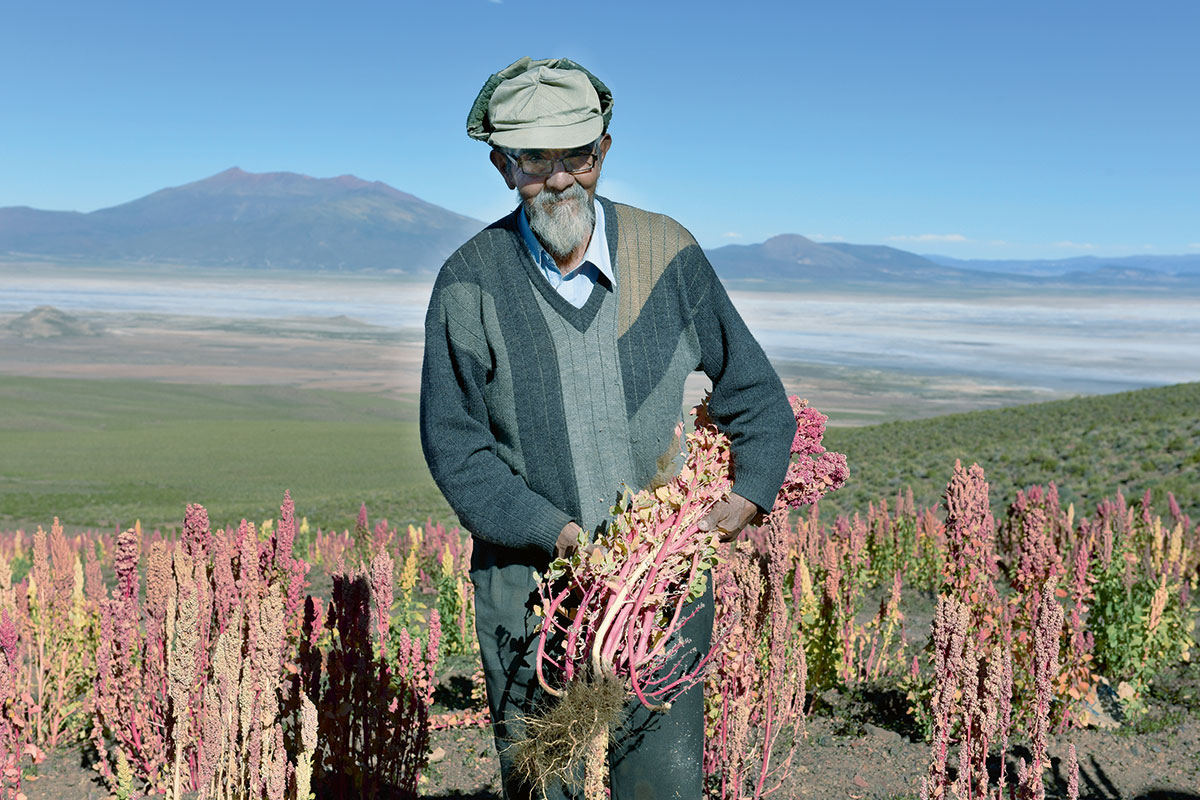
[488,116,603,151]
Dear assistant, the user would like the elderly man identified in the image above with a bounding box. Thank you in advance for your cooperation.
[420,56,794,800]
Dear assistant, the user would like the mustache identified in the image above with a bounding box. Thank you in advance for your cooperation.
[532,182,587,208]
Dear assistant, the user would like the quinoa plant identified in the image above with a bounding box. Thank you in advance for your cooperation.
[942,461,1002,646]
[920,594,971,798]
[92,524,171,793]
[918,583,1067,800]
[703,396,850,800]
[704,509,809,800]
[302,551,439,799]
[867,489,942,593]
[1057,526,1098,728]
[790,517,904,694]
[0,607,41,799]
[92,495,315,799]
[0,518,103,754]
[307,526,352,568]
[517,396,845,800]
[1013,584,1065,800]
[1088,491,1196,712]
[432,541,475,657]
[392,532,426,636]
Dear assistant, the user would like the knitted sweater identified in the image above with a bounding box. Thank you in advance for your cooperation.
[420,196,794,564]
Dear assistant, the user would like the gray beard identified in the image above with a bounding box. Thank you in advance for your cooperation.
[524,182,595,262]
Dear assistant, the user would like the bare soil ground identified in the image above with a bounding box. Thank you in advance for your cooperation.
[20,689,1200,799]
[402,641,1200,799]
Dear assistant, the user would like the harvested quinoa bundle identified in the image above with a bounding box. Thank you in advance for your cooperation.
[516,396,847,798]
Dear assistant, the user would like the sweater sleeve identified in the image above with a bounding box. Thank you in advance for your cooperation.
[420,274,572,555]
[688,250,795,512]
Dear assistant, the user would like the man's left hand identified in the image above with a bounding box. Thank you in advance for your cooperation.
[697,492,762,543]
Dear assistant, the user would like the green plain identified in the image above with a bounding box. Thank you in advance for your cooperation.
[0,375,452,532]
[2,375,1197,535]
[821,381,1200,522]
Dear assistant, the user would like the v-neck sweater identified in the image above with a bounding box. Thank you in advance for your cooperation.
[420,196,794,565]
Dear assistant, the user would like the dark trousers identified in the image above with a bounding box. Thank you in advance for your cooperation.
[471,550,714,800]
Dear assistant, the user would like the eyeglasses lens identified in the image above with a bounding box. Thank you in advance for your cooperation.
[562,153,596,173]
[516,152,596,176]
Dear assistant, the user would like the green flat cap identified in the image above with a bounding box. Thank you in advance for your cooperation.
[467,56,613,149]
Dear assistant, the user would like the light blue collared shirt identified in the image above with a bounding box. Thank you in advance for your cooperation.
[517,199,615,308]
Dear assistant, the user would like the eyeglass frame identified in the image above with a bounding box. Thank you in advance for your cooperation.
[497,139,603,178]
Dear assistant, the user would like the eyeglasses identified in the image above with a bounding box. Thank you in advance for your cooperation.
[502,143,600,177]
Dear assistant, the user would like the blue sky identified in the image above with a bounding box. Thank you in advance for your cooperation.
[2,0,1197,259]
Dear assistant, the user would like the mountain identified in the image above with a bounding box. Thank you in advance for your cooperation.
[923,253,1200,277]
[0,168,485,272]
[707,235,1200,290]
[705,234,1025,287]
[5,306,102,339]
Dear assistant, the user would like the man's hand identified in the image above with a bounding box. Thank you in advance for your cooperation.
[558,520,608,560]
[555,521,583,559]
[556,521,605,560]
[697,492,762,543]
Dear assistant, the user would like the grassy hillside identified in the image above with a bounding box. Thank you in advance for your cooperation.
[821,381,1200,522]
[0,376,451,532]
[3,375,1196,535]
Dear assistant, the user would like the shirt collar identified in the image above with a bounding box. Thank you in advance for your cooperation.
[516,198,615,286]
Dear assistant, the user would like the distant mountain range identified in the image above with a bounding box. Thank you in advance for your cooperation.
[704,236,1200,290]
[2,168,1198,290]
[705,235,992,286]
[923,253,1200,276]
[0,168,483,273]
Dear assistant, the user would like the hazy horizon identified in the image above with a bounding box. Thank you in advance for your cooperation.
[4,265,1196,426]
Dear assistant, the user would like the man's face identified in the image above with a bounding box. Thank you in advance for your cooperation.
[490,134,612,260]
